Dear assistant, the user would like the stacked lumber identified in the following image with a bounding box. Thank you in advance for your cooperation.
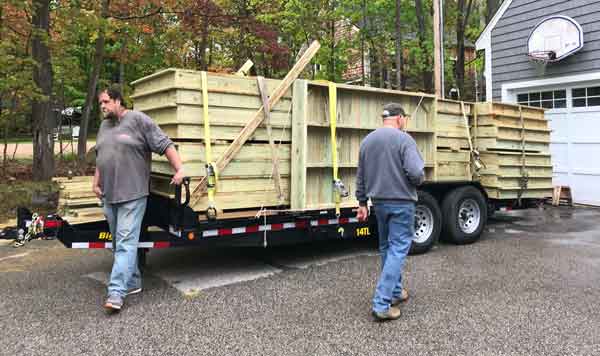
[53,176,104,224]
[434,99,472,182]
[131,69,293,214]
[473,102,553,200]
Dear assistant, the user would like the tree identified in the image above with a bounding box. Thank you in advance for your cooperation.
[77,0,110,166]
[31,0,54,181]
[455,0,474,97]
[394,0,403,88]
[414,0,432,92]
[486,0,500,23]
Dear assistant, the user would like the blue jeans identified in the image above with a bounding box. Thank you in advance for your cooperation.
[103,197,147,298]
[372,201,415,313]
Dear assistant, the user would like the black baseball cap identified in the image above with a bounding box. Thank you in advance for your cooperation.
[381,103,406,119]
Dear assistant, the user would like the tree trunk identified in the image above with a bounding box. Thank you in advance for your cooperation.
[455,0,474,99]
[486,0,500,23]
[78,0,110,167]
[31,0,54,181]
[415,0,433,92]
[198,15,210,71]
[394,0,403,89]
[330,7,335,81]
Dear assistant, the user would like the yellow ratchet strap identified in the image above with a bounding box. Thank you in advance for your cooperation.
[201,71,218,219]
[329,82,343,217]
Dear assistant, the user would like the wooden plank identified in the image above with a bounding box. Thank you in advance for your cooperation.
[436,161,471,181]
[150,175,289,211]
[475,115,549,131]
[485,188,553,200]
[291,80,309,210]
[133,89,293,113]
[235,60,253,76]
[437,99,473,115]
[152,161,291,178]
[160,124,292,142]
[474,102,545,120]
[476,138,549,153]
[154,142,291,164]
[476,126,550,143]
[145,105,292,127]
[132,69,293,100]
[478,151,551,166]
[257,76,283,202]
[480,176,553,189]
[189,40,321,206]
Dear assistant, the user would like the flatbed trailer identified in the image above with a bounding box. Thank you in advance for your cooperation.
[44,176,543,270]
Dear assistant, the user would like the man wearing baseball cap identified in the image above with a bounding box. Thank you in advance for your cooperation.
[355,102,425,321]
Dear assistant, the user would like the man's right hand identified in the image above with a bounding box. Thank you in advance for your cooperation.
[93,185,103,200]
[356,206,369,222]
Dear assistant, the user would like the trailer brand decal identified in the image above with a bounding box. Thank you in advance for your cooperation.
[356,227,370,237]
[98,232,112,240]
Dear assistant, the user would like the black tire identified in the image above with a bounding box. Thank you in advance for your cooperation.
[441,186,487,244]
[409,191,442,255]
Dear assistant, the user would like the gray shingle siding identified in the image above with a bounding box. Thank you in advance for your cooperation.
[491,0,600,100]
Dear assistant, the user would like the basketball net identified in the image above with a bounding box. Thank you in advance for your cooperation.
[528,50,554,76]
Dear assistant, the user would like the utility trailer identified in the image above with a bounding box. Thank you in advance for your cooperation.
[49,65,552,262]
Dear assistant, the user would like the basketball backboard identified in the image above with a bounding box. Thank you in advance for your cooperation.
[527,15,584,62]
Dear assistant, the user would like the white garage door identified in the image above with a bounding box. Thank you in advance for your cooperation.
[514,83,600,206]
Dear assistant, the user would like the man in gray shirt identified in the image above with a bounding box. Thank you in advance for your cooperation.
[94,87,184,312]
[356,102,425,321]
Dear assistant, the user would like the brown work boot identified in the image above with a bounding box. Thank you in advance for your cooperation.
[372,306,401,321]
[391,289,409,306]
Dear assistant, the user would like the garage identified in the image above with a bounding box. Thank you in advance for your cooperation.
[476,0,600,206]
[502,74,600,206]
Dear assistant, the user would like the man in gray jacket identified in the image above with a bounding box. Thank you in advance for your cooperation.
[356,103,425,321]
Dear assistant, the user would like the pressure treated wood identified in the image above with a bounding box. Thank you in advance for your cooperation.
[188,40,321,207]
[130,67,553,215]
[54,176,104,223]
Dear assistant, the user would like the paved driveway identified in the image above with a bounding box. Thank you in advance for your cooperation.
[1,206,599,356]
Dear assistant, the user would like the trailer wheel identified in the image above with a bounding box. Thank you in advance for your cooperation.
[410,191,442,255]
[441,186,487,244]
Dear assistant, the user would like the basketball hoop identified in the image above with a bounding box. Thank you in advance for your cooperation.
[527,16,584,71]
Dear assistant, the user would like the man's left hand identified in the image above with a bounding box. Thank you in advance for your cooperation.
[171,168,185,185]
[356,206,369,222]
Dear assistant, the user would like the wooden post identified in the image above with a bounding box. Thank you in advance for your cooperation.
[235,60,253,76]
[189,40,321,206]
[433,0,442,98]
[291,80,308,210]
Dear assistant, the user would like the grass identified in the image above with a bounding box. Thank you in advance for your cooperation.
[0,180,59,224]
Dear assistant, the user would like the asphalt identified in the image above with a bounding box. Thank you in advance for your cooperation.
[1,205,600,356]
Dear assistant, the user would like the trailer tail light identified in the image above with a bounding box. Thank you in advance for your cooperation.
[44,219,62,229]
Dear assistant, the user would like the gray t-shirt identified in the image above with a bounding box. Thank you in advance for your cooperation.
[355,127,425,205]
[96,110,173,204]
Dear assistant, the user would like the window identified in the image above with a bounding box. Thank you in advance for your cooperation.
[572,86,600,108]
[517,90,566,109]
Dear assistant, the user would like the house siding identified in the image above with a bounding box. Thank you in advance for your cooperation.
[491,0,600,100]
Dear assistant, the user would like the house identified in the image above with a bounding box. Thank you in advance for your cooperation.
[476,0,600,206]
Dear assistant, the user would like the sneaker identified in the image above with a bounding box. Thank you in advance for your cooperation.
[104,294,123,311]
[391,289,409,306]
[372,306,401,321]
[126,287,142,296]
